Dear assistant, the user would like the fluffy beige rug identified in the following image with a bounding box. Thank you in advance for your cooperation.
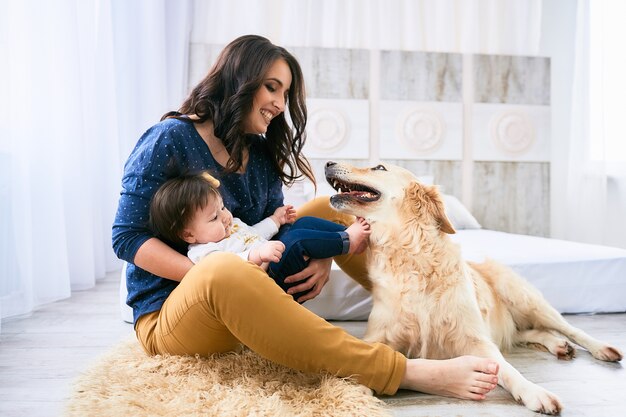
[65,338,390,417]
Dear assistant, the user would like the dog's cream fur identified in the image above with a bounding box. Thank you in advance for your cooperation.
[325,161,623,415]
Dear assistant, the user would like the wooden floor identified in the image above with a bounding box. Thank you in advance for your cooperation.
[1,271,624,417]
[0,271,134,417]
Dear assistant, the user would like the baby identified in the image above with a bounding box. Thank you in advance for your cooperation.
[149,172,370,301]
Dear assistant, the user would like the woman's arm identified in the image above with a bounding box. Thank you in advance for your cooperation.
[133,238,194,282]
[113,121,202,281]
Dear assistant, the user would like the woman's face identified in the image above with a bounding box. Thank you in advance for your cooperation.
[243,58,292,135]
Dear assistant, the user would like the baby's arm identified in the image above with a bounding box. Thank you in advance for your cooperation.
[248,240,285,268]
[269,205,296,227]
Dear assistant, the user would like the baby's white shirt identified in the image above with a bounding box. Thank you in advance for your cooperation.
[187,217,278,264]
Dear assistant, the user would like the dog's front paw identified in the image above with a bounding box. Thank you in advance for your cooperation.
[591,345,623,362]
[516,385,562,415]
[554,340,576,360]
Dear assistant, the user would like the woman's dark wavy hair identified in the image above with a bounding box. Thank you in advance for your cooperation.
[162,35,314,187]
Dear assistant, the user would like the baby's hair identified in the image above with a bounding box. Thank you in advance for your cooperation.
[149,172,222,246]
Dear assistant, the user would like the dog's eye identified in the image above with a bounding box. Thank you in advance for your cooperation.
[372,164,387,171]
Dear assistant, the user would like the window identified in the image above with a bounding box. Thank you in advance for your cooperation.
[589,0,626,166]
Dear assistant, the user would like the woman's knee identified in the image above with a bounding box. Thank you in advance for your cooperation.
[297,196,354,226]
[297,196,332,219]
[189,252,260,291]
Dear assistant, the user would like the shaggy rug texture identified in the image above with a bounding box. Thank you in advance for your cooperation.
[65,338,390,417]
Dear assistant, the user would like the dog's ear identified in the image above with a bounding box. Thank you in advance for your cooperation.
[404,182,456,234]
[425,186,456,235]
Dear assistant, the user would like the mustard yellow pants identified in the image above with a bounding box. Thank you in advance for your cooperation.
[135,196,405,395]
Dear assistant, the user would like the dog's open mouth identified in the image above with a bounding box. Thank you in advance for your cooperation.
[327,178,381,202]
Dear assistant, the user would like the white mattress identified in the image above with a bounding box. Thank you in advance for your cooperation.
[305,230,626,320]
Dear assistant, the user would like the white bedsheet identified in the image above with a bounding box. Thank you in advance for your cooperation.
[305,230,626,320]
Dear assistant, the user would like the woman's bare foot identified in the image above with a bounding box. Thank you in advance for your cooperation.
[345,217,371,254]
[399,356,499,400]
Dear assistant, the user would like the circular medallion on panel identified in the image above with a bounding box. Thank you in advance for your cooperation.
[308,108,349,153]
[490,111,536,156]
[396,108,444,155]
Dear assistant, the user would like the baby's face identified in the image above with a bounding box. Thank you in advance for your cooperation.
[185,197,233,244]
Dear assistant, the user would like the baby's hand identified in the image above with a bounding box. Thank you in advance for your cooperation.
[258,241,285,263]
[271,205,296,226]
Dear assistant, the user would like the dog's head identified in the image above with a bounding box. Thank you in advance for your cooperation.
[325,161,455,234]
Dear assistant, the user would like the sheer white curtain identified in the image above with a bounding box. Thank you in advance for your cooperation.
[0,0,191,327]
[563,0,626,248]
[192,0,542,54]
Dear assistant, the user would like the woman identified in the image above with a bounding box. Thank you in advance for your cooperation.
[112,34,499,399]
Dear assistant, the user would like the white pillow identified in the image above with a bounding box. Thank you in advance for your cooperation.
[442,194,482,230]
[416,175,435,185]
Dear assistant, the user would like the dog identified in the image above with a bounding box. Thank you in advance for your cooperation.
[324,161,623,415]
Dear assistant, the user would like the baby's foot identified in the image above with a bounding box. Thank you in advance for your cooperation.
[345,217,371,254]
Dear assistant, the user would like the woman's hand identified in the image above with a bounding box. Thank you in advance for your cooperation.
[284,257,332,303]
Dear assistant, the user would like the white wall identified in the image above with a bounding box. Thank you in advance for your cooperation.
[187,1,580,239]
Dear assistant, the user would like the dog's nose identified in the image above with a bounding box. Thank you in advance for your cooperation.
[326,161,336,168]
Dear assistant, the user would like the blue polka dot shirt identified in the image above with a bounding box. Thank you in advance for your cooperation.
[112,118,285,324]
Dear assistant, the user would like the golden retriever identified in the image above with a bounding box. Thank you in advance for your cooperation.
[324,161,623,415]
